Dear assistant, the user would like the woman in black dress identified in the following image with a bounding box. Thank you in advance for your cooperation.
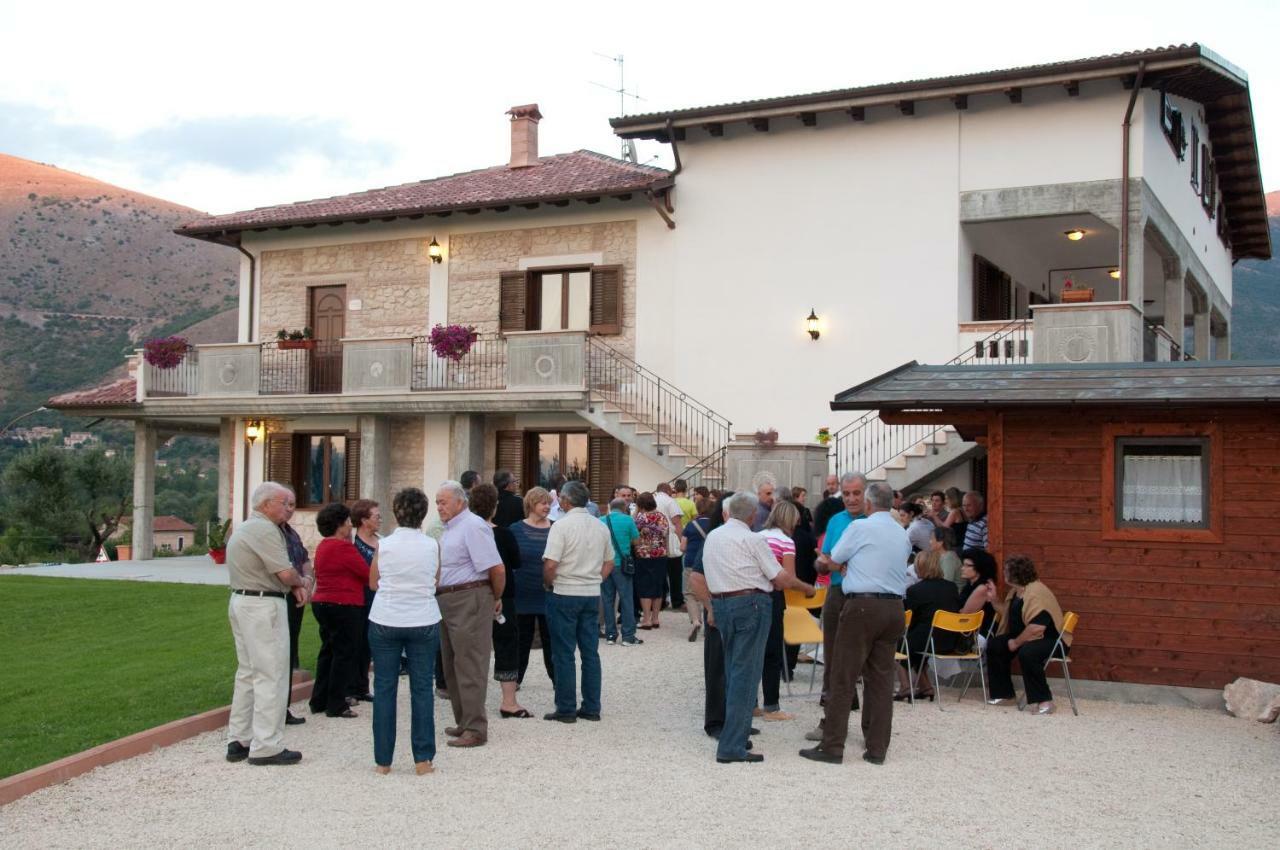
[958,548,999,636]
[896,549,960,700]
[469,484,529,718]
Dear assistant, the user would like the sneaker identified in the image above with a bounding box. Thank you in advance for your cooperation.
[248,748,302,766]
[605,636,617,645]
[621,637,643,647]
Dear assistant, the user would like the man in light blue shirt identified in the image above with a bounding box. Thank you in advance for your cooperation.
[809,472,866,732]
[801,481,909,767]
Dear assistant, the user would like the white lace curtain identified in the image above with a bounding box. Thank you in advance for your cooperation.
[1121,454,1203,523]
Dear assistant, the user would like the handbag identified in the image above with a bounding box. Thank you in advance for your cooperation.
[605,515,636,576]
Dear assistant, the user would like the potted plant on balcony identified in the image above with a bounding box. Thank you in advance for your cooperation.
[814,426,831,446]
[142,335,192,369]
[207,517,232,565]
[754,427,780,448]
[276,327,315,350]
[427,323,478,362]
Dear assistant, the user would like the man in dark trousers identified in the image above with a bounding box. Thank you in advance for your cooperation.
[277,489,313,726]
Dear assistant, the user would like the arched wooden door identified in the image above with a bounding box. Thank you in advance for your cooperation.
[309,286,346,393]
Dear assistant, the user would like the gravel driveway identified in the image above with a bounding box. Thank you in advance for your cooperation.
[3,614,1277,848]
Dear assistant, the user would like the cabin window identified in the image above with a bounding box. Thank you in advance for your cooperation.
[1115,438,1209,529]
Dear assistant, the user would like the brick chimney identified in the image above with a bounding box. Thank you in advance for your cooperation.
[507,104,543,168]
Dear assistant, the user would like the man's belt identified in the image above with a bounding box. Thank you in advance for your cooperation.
[844,592,903,600]
[437,579,491,595]
[232,589,287,599]
[710,588,768,599]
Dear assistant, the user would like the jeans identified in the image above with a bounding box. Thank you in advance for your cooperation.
[601,569,636,640]
[369,621,439,767]
[546,593,603,716]
[711,593,771,760]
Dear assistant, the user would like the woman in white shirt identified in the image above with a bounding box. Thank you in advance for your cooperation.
[368,487,442,776]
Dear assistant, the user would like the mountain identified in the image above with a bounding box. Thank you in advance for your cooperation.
[0,153,239,427]
[1231,191,1280,360]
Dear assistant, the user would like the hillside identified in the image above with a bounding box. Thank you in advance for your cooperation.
[1231,191,1280,360]
[0,154,239,426]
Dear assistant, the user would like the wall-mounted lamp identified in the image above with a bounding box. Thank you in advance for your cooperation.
[1063,229,1086,241]
[806,308,821,341]
[245,420,262,443]
[1108,268,1121,279]
[428,237,443,264]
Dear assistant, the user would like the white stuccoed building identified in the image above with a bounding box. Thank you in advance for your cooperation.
[49,45,1269,557]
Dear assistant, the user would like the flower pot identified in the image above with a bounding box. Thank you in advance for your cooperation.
[116,544,132,561]
[277,339,316,351]
[209,548,227,565]
[1061,288,1095,304]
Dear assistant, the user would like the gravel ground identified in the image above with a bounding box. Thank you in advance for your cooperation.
[3,612,1277,849]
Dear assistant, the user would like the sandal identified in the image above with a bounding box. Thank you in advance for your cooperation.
[500,708,533,718]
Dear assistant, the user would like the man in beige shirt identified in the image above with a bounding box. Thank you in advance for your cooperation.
[225,481,307,766]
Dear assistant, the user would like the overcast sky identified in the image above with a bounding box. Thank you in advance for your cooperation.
[2,0,1276,214]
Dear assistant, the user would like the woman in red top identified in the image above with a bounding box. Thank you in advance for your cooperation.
[307,502,371,719]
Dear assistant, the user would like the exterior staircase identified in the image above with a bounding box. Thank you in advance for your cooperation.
[581,337,730,487]
[831,318,1030,489]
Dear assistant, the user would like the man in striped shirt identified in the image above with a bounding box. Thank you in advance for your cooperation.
[962,491,989,550]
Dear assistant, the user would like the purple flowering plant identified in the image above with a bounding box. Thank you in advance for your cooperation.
[142,336,192,370]
[428,323,478,362]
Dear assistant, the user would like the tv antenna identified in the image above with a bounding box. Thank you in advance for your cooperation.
[591,52,645,160]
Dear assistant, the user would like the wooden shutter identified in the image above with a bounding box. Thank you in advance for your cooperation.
[265,433,294,487]
[589,265,622,335]
[587,430,623,506]
[499,271,529,333]
[973,255,1011,322]
[344,433,362,502]
[496,430,525,489]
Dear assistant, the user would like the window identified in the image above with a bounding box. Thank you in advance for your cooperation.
[265,431,362,508]
[495,429,623,503]
[972,254,1012,321]
[499,266,622,335]
[1189,126,1199,189]
[1201,148,1216,214]
[1115,438,1208,528]
[1217,201,1230,246]
[1160,93,1186,160]
[1101,423,1222,543]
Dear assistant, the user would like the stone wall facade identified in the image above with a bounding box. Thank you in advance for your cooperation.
[388,416,425,496]
[448,220,637,357]
[259,238,432,340]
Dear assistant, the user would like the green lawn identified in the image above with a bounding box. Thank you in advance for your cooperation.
[0,576,319,778]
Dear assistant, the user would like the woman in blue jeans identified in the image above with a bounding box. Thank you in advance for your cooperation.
[367,487,442,775]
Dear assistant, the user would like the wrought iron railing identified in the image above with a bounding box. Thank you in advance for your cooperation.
[260,340,343,395]
[144,350,199,397]
[410,334,507,391]
[667,446,728,489]
[831,318,1030,477]
[1142,319,1196,362]
[585,336,731,477]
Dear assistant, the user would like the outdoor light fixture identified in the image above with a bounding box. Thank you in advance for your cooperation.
[428,237,443,263]
[806,308,821,341]
[1109,268,1121,279]
[245,421,262,443]
[1064,229,1086,241]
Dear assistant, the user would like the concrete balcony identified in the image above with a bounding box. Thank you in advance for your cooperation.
[135,331,591,415]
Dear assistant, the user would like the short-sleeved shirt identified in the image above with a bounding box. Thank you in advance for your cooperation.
[964,514,989,550]
[907,517,935,552]
[600,511,639,564]
[509,520,551,615]
[758,527,796,568]
[370,527,441,628]
[439,509,502,588]
[226,512,293,593]
[544,507,613,597]
[676,496,697,526]
[654,492,684,553]
[702,518,782,594]
[683,517,711,569]
[634,510,669,559]
[829,510,911,597]
[821,511,865,587]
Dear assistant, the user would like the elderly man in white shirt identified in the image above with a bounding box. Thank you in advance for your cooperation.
[701,491,815,764]
[542,480,614,723]
[801,481,909,767]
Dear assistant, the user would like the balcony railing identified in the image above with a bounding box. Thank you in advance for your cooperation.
[1143,320,1196,362]
[138,331,591,400]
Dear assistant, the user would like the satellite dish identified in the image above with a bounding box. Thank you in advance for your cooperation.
[623,139,638,163]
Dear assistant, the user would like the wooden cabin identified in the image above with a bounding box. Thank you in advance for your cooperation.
[831,361,1280,693]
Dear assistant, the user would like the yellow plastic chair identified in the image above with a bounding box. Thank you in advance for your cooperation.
[1032,611,1080,716]
[782,587,827,695]
[894,609,915,706]
[957,609,1001,703]
[925,610,986,711]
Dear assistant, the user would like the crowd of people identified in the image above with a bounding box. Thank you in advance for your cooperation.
[221,467,1069,772]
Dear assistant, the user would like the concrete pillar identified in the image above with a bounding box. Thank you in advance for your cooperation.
[1162,262,1185,360]
[1216,325,1231,360]
[359,415,392,532]
[449,413,485,481]
[218,419,234,523]
[1193,310,1211,360]
[131,421,157,561]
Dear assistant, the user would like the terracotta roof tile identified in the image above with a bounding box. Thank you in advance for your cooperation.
[152,515,196,532]
[47,378,137,408]
[177,150,669,237]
